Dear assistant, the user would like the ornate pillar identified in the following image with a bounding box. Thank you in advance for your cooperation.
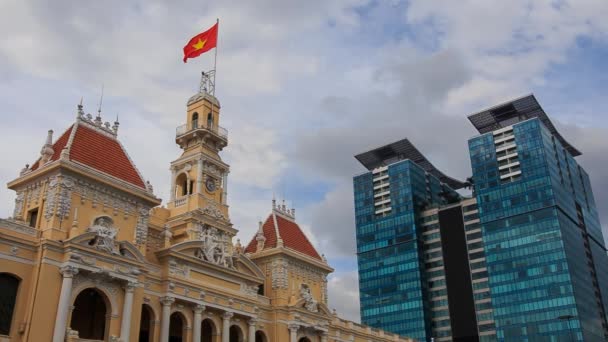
[288,324,300,342]
[197,158,204,194]
[192,304,205,342]
[320,331,328,342]
[120,281,137,341]
[222,312,233,342]
[248,318,257,342]
[52,266,79,342]
[160,296,175,342]
[170,167,177,202]
[222,172,228,204]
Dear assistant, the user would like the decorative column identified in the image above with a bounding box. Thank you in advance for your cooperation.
[170,167,177,202]
[160,296,175,342]
[248,318,257,342]
[222,312,233,342]
[197,158,204,194]
[288,324,300,342]
[320,331,328,342]
[222,172,228,204]
[120,281,137,341]
[52,265,79,342]
[192,304,205,342]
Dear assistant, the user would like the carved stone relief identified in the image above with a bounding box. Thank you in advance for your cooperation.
[87,216,119,254]
[270,259,288,289]
[201,203,228,222]
[194,226,235,269]
[240,283,258,297]
[134,207,151,246]
[12,191,24,220]
[169,259,189,277]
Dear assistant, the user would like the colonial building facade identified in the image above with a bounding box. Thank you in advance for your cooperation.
[0,82,411,342]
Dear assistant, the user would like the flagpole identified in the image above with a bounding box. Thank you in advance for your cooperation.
[213,18,219,96]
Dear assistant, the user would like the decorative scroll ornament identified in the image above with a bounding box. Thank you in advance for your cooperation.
[300,284,318,313]
[87,216,119,254]
[201,203,228,221]
[194,226,235,269]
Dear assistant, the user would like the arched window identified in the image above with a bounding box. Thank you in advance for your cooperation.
[169,312,185,342]
[70,288,108,340]
[175,173,190,197]
[0,273,20,335]
[201,318,216,342]
[207,113,214,129]
[255,330,268,342]
[229,325,243,342]
[138,304,154,342]
[192,112,199,129]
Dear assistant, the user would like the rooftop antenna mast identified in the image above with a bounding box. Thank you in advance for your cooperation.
[97,84,105,116]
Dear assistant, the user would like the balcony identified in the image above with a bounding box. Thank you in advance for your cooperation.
[176,120,228,141]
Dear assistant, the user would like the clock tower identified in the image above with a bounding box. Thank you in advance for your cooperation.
[166,73,233,244]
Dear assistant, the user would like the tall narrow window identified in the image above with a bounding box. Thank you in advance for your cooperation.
[28,208,38,228]
[0,273,19,336]
[182,179,188,196]
[207,113,213,129]
[191,112,199,129]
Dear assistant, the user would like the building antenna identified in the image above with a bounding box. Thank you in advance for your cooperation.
[97,84,105,116]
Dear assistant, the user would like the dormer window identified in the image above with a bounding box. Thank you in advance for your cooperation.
[191,112,199,129]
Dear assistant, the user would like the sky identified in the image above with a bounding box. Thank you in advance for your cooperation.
[1,0,608,323]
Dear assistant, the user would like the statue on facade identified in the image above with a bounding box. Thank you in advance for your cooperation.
[87,216,119,254]
[195,225,235,269]
[300,284,318,312]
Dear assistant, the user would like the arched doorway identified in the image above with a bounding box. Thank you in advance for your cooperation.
[0,273,20,336]
[70,288,108,340]
[138,304,154,342]
[169,312,185,342]
[229,325,243,342]
[298,338,312,342]
[255,330,268,342]
[201,318,216,342]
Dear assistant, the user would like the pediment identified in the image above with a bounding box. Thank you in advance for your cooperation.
[67,231,146,263]
[159,240,265,280]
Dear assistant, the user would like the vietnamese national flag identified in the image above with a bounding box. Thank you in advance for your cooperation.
[183,22,218,63]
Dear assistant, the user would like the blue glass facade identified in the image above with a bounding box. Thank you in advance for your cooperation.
[354,95,608,342]
[469,117,608,341]
[354,159,459,340]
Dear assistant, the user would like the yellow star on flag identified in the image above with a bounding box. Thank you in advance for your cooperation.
[192,38,207,50]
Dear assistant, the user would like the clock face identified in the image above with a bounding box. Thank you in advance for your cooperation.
[206,178,216,192]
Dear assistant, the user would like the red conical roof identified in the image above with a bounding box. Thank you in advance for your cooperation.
[30,121,146,189]
[245,209,322,261]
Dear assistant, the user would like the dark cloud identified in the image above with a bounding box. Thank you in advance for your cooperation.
[297,50,476,257]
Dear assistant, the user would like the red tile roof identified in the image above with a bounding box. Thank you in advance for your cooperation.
[30,126,73,171]
[29,122,146,189]
[245,211,322,260]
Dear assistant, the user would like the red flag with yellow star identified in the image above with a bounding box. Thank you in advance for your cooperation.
[183,22,218,63]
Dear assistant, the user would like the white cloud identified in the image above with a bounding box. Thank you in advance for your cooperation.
[327,270,361,322]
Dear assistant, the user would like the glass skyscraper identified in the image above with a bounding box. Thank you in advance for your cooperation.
[353,95,608,342]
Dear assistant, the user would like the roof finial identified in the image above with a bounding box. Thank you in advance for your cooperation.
[76,97,84,118]
[272,196,276,209]
[112,113,120,134]
[40,130,55,165]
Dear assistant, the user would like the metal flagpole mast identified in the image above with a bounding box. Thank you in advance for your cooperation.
[213,18,219,96]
